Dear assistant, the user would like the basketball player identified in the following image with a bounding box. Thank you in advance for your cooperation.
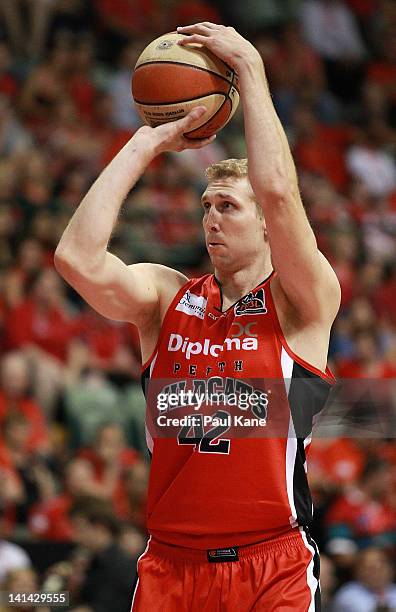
[55,23,340,611]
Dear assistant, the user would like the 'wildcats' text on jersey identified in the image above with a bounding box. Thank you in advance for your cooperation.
[141,273,335,549]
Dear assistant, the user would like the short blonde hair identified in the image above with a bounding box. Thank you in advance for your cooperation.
[205,158,262,217]
[205,158,248,182]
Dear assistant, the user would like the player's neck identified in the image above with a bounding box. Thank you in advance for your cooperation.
[215,259,273,311]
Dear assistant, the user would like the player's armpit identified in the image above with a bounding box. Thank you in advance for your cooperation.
[54,252,187,325]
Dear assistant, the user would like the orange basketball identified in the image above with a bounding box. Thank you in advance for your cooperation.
[131,32,240,140]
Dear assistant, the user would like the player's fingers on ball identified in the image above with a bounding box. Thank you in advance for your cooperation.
[197,135,217,147]
[170,106,205,134]
[197,22,221,29]
[186,23,212,34]
[177,24,202,32]
[177,34,207,45]
[184,106,206,122]
[184,135,216,148]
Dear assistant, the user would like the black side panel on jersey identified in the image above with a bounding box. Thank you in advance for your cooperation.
[141,364,150,398]
[288,362,333,526]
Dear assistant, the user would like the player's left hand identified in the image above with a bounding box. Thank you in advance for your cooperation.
[177,23,261,72]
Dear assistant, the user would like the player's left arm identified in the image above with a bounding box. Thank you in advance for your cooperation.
[178,23,341,325]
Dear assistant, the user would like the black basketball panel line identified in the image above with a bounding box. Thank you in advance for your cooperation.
[133,60,236,88]
[133,92,227,106]
[184,95,230,140]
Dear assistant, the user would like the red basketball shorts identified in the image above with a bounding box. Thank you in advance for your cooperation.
[131,529,320,611]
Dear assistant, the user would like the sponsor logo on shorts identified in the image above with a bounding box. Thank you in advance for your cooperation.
[207,547,239,562]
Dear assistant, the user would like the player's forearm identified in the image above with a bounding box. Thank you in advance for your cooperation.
[55,131,157,272]
[237,56,300,204]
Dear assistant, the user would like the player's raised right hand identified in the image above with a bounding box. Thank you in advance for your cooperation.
[137,106,216,154]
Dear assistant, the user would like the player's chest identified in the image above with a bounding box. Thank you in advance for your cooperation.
[158,303,280,378]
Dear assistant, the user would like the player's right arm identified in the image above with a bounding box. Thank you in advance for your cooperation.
[54,107,213,327]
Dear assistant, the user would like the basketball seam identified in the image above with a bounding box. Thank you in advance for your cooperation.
[133,60,234,88]
[134,92,227,106]
[184,95,230,140]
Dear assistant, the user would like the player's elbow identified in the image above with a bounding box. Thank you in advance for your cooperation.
[54,249,81,287]
[251,177,294,207]
[54,247,100,285]
[54,247,71,277]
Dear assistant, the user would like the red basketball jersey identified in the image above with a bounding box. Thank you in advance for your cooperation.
[142,273,335,549]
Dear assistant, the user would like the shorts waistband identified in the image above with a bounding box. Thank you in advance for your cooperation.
[148,529,305,563]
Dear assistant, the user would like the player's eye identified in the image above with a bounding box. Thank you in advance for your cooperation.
[222,201,233,210]
[202,202,210,212]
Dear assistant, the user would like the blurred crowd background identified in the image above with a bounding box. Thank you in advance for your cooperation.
[0,0,395,610]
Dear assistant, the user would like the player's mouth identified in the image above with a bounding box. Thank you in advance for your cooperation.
[207,242,224,248]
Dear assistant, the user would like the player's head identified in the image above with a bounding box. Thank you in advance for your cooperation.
[202,159,268,272]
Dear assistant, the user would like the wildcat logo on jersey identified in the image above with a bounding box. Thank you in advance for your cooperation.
[175,290,207,320]
[235,288,267,316]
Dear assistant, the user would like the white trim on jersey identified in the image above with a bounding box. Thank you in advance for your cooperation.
[149,353,158,376]
[299,528,319,612]
[130,536,152,611]
[130,578,139,611]
[281,347,293,396]
[303,434,312,473]
[281,348,298,529]
[144,354,158,454]
[145,425,153,454]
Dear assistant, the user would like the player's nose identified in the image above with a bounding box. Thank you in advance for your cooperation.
[204,206,221,232]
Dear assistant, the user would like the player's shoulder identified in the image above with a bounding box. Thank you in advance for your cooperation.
[127,263,189,319]
[127,262,188,288]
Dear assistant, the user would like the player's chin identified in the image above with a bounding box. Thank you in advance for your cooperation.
[207,248,229,266]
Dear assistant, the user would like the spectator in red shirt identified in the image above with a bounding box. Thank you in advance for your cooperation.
[67,36,98,122]
[5,239,47,308]
[325,458,396,556]
[0,351,50,454]
[0,42,18,101]
[337,329,396,378]
[95,0,161,40]
[0,412,55,530]
[4,268,76,362]
[266,22,339,127]
[293,104,352,190]
[75,307,141,381]
[28,457,104,542]
[78,422,140,514]
[366,30,396,104]
[308,437,366,493]
[115,459,148,530]
[3,268,78,413]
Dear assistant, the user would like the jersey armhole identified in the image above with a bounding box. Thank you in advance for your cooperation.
[141,279,193,372]
[267,277,336,385]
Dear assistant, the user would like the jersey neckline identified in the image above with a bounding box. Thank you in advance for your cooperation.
[212,271,275,314]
